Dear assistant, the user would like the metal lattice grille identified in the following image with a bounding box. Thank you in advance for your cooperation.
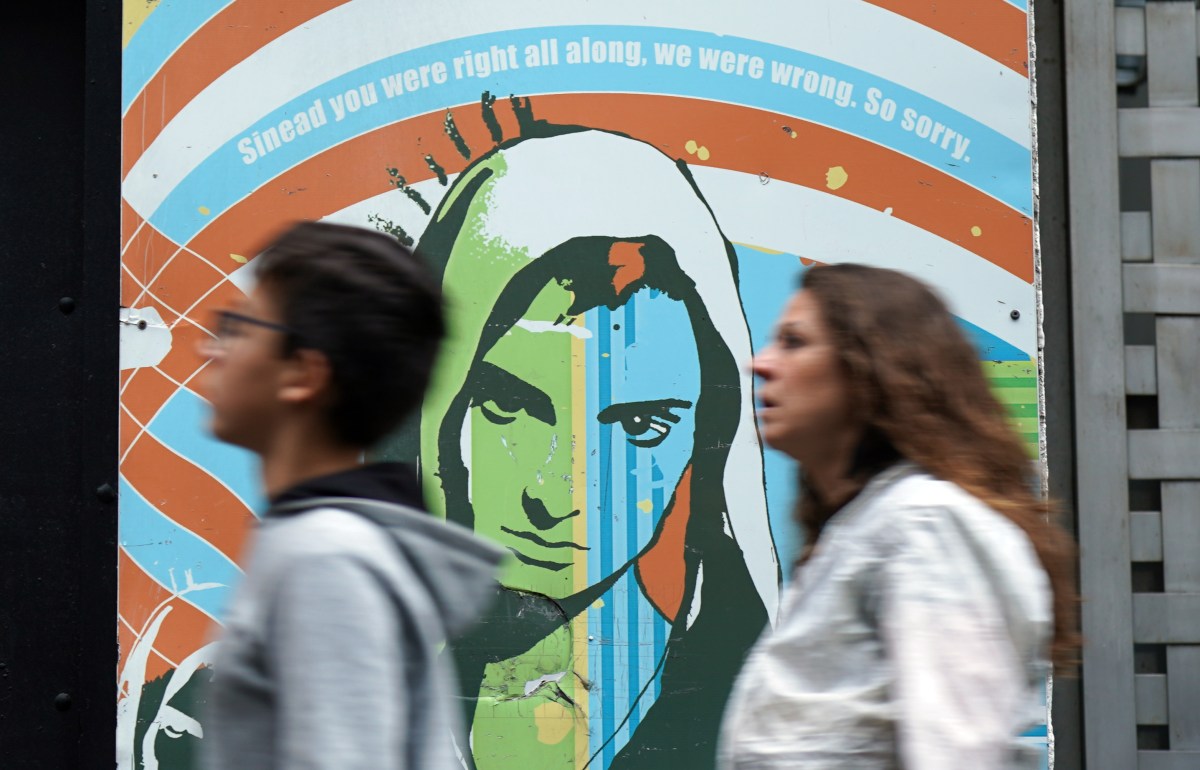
[1068,1,1200,767]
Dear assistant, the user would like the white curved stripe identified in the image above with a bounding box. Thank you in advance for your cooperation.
[689,166,1037,356]
[124,0,1028,220]
[323,167,1037,357]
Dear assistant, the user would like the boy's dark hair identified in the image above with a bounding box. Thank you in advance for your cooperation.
[253,221,444,447]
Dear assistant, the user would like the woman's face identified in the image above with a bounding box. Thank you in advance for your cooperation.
[752,290,857,463]
[457,279,701,598]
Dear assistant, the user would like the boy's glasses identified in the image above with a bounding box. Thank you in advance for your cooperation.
[207,310,294,349]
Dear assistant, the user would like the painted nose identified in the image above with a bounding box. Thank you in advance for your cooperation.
[521,488,580,531]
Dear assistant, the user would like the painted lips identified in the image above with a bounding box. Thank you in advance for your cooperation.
[501,525,588,572]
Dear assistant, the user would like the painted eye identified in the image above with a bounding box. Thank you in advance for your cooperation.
[477,399,518,425]
[597,399,693,449]
[468,362,557,427]
[617,414,675,448]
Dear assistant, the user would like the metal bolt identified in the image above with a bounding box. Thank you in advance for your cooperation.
[54,693,72,712]
[137,319,148,330]
[58,297,76,315]
[96,483,117,504]
[1010,309,1020,321]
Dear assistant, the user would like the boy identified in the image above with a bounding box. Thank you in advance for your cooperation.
[199,221,502,770]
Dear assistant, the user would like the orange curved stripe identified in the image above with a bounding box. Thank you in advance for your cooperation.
[123,222,184,308]
[143,281,247,397]
[120,407,142,459]
[185,94,1033,283]
[141,251,226,316]
[122,432,257,565]
[119,549,218,681]
[123,367,184,428]
[156,323,213,389]
[122,0,351,178]
[865,0,1028,75]
[122,198,143,248]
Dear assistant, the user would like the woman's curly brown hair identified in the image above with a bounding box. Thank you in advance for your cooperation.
[796,263,1080,673]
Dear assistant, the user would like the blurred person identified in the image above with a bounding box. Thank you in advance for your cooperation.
[198,221,503,770]
[718,264,1078,770]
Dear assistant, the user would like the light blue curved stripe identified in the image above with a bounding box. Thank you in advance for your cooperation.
[123,0,235,113]
[958,317,1029,361]
[119,476,241,621]
[732,245,1030,362]
[145,24,1031,247]
[1005,0,1028,11]
[146,388,266,514]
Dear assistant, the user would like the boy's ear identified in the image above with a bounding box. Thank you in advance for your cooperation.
[278,348,334,405]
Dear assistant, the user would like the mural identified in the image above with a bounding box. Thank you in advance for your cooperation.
[417,125,775,767]
[118,1,1044,768]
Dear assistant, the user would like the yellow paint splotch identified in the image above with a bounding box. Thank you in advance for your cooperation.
[198,206,211,216]
[825,166,848,191]
[534,702,574,745]
[971,226,983,237]
[684,140,711,162]
[230,254,248,264]
[637,499,653,513]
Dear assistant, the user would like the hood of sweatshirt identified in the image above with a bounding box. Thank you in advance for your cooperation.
[268,463,506,638]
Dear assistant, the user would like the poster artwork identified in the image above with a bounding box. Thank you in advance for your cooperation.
[118,2,1043,768]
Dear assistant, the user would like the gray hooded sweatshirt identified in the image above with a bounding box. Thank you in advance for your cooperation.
[203,465,504,770]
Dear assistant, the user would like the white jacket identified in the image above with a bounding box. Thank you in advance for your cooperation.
[718,463,1052,770]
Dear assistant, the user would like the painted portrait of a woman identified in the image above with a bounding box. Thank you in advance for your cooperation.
[417,126,779,769]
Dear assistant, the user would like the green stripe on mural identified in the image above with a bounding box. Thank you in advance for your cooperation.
[991,387,1039,405]
[983,361,1040,456]
[1006,417,1041,435]
[1005,403,1040,418]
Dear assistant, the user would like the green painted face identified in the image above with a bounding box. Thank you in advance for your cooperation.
[460,277,702,599]
[468,280,582,597]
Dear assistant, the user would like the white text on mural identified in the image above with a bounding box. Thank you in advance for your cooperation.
[235,33,974,166]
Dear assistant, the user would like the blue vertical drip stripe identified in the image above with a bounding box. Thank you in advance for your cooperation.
[597,305,616,767]
[624,301,641,735]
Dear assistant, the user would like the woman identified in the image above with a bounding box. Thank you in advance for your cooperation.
[416,125,779,769]
[719,264,1078,769]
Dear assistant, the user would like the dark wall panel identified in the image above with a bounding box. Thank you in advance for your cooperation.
[0,3,120,767]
